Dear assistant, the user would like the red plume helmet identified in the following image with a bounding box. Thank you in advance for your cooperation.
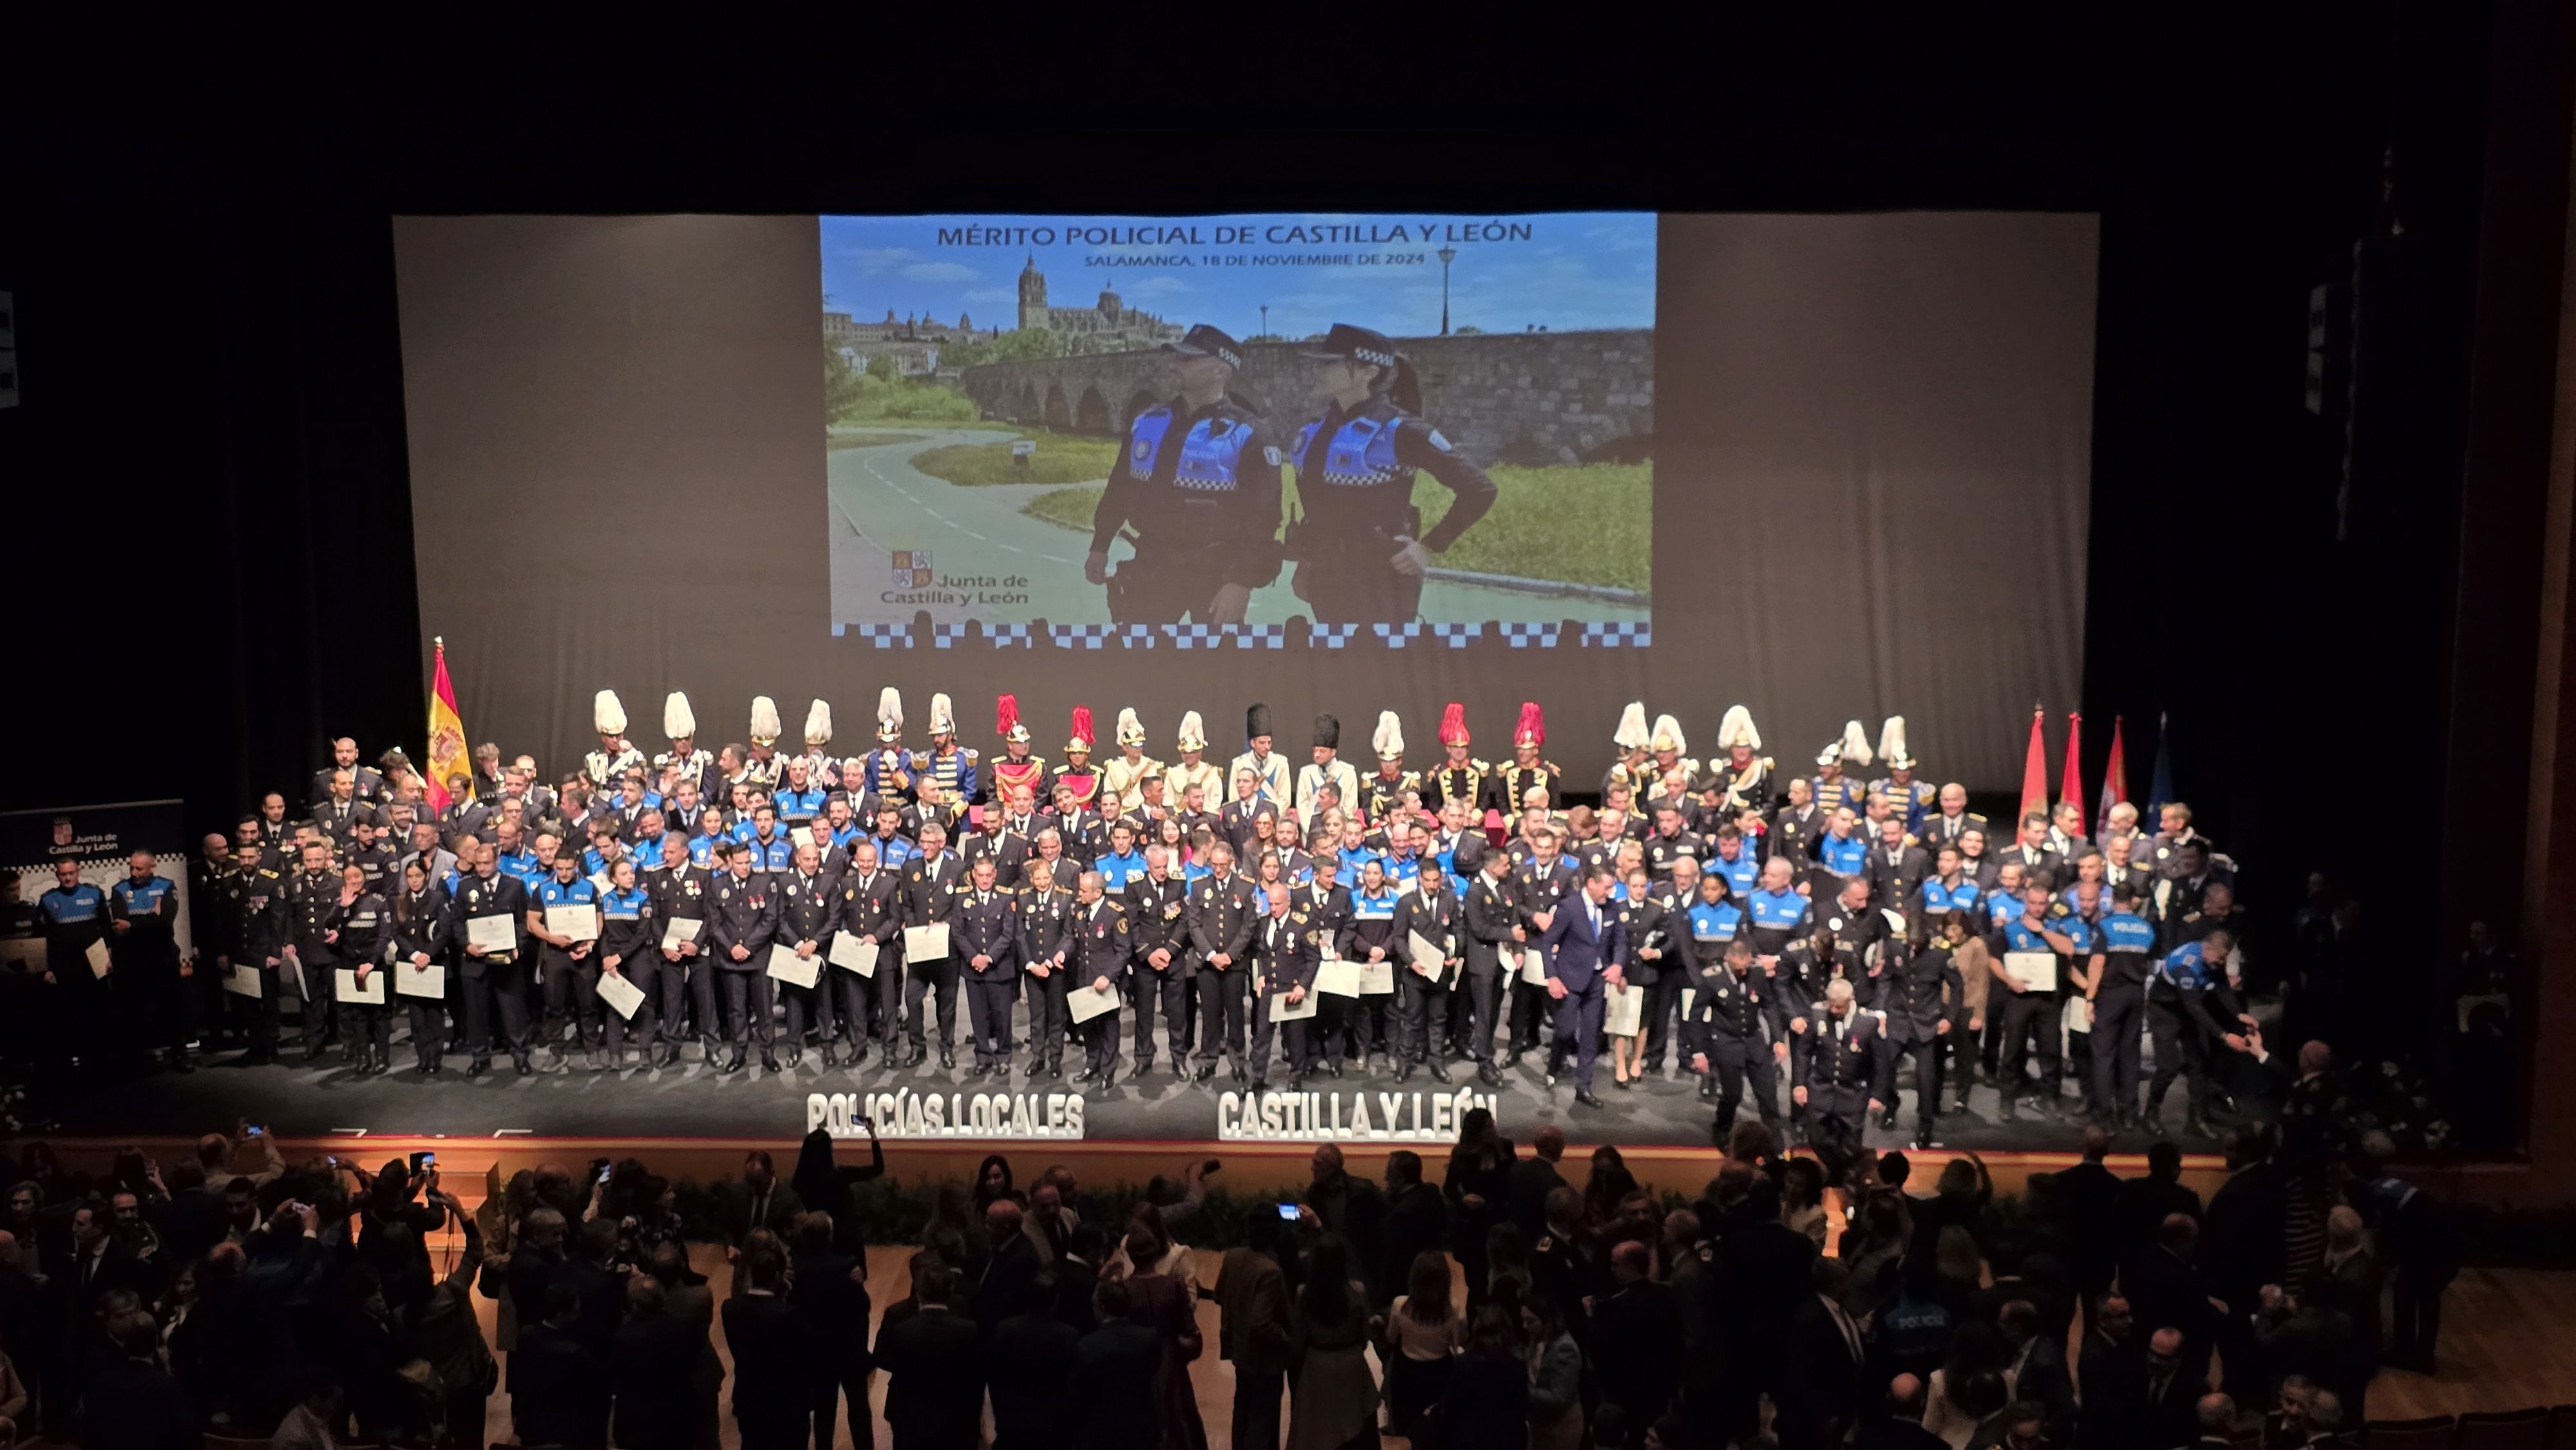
[1515,701,1544,749]
[996,693,1020,737]
[1439,702,1470,748]
[1069,706,1095,751]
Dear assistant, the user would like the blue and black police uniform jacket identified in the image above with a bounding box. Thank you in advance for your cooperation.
[39,880,110,972]
[533,875,601,959]
[1092,393,1287,589]
[109,874,178,966]
[1743,885,1811,957]
[1289,398,1497,566]
[598,883,655,964]
[2150,939,2230,1038]
[2093,909,2159,992]
[1814,828,1869,882]
[1706,846,1760,901]
[1997,914,2088,997]
[1920,874,1982,921]
[1680,896,1747,975]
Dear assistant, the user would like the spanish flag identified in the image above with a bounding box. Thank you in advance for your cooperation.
[424,636,473,814]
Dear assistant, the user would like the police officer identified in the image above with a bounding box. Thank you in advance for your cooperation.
[37,860,113,1075]
[389,856,452,1073]
[1086,324,1284,624]
[333,863,393,1075]
[831,839,902,1067]
[647,832,716,1068]
[594,859,659,1070]
[1331,858,1402,1075]
[451,840,534,1077]
[1790,979,1882,1163]
[1247,883,1320,1091]
[707,842,780,1073]
[1993,882,2081,1122]
[951,856,1019,1077]
[2088,884,2161,1129]
[1507,825,1577,1068]
[1124,843,1193,1077]
[899,822,968,1069]
[772,842,838,1068]
[1683,936,1789,1138]
[1868,718,1938,837]
[1388,858,1461,1084]
[1876,928,1965,1149]
[1012,860,1074,1078]
[2147,927,2233,1139]
[1287,323,1496,623]
[286,840,345,1060]
[310,737,389,811]
[1066,870,1129,1088]
[223,840,291,1064]
[529,854,605,1069]
[108,851,186,1072]
[1188,843,1261,1083]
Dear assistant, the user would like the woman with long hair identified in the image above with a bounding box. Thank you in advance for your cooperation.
[390,858,452,1073]
[1780,1156,1830,1250]
[1287,324,1499,625]
[790,1122,885,1259]
[1444,1106,1513,1312]
[969,1154,1016,1217]
[1439,1303,1531,1447]
[1117,1221,1209,1450]
[1285,1235,1378,1450]
[1524,1292,1587,1450]
[1582,1144,1638,1230]
[1376,1249,1461,1439]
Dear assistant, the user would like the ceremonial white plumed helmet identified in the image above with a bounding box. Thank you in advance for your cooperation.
[929,692,957,737]
[1116,708,1146,749]
[593,690,629,737]
[663,692,696,742]
[1877,716,1915,771]
[804,699,833,748]
[1651,714,1687,756]
[1175,710,1209,753]
[748,695,782,747]
[1612,702,1649,751]
[1373,710,1405,761]
[1716,704,1761,753]
[876,688,904,742]
[1819,719,1871,769]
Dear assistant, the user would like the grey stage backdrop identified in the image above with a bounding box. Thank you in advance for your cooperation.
[393,212,2092,794]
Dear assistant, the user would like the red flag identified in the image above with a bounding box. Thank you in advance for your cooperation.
[2018,706,2049,824]
[2098,715,2129,827]
[2058,711,2085,836]
[424,636,471,815]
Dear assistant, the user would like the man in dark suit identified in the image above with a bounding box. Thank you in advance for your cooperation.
[611,1276,707,1450]
[2121,1214,2223,1377]
[77,1310,195,1450]
[2188,1393,2241,1450]
[2056,1127,2125,1304]
[2114,1142,2204,1256]
[2311,1207,2381,1377]
[1792,979,1884,1165]
[989,1275,1081,1450]
[719,1247,813,1450]
[53,1201,146,1321]
[2250,1285,2371,1417]
[876,1262,983,1450]
[717,1151,804,1288]
[2201,1128,2286,1357]
[977,1200,1043,1339]
[1215,1212,1296,1450]
[1779,1257,1867,1450]
[515,1282,612,1450]
[2136,1328,2205,1450]
[1378,1151,1448,1311]
[1593,1239,1685,1433]
[788,1213,873,1450]
[1712,1160,1819,1445]
[1539,862,1626,1106]
[1863,1374,1956,1450]
[2001,1299,2078,1442]
[2077,1294,2149,1450]
[1069,1278,1163,1450]
[506,1205,570,1334]
[1509,1124,1570,1243]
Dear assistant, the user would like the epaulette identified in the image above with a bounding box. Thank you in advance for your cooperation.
[961,748,980,760]
[1542,760,1562,776]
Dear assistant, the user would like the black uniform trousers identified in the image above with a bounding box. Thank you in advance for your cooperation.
[296,954,338,1050]
[774,970,826,1057]
[1708,1040,1783,1133]
[1996,988,2063,1104]
[1016,968,1066,1069]
[399,965,447,1068]
[904,953,960,1055]
[1463,966,1506,1064]
[1877,1035,1941,1135]
[963,965,1019,1068]
[719,967,775,1059]
[1078,980,1121,1078]
[1196,965,1251,1075]
[1249,993,1308,1086]
[538,945,604,1053]
[1509,970,1552,1058]
[2090,983,2147,1115]
[1640,965,1687,1070]
[2145,993,2211,1118]
[822,945,882,1053]
[336,977,390,1060]
[857,946,904,1056]
[464,956,533,1065]
[1129,959,1189,1070]
[603,962,659,1061]
[1394,968,1451,1067]
[1321,984,1388,1064]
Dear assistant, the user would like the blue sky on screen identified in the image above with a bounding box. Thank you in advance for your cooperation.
[818,212,1655,340]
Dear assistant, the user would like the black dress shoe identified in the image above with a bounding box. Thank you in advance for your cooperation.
[1097,1067,1117,1092]
[1575,1089,1604,1108]
[1477,1064,1504,1088]
[1070,1066,1097,1084]
[1880,1110,1900,1130]
[1195,1064,1217,1084]
[466,1060,488,1078]
[514,1059,535,1077]
[1249,1078,1269,1093]
[1428,1062,1451,1084]
[1544,1070,1558,1090]
[784,1050,803,1069]
[1325,1060,1342,1079]
[1046,1062,1063,1080]
[720,1055,746,1074]
[1396,1064,1417,1083]
[938,1048,956,1069]
[761,1055,781,1073]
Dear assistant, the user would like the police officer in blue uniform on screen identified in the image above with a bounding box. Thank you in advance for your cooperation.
[1288,323,1497,624]
[1086,323,1285,625]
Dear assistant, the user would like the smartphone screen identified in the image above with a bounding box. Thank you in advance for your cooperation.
[1276,1203,1300,1221]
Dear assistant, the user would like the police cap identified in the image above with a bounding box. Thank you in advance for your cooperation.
[1164,324,1245,370]
[1302,323,1399,369]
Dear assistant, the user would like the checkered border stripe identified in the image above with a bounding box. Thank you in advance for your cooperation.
[1309,623,1362,650]
[833,623,914,648]
[1160,624,1285,650]
[1373,623,1423,648]
[1430,623,1483,648]
[1048,624,1160,650]
[1499,622,1561,648]
[1579,621,1652,648]
[933,623,1035,649]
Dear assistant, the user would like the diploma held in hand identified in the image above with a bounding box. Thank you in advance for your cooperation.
[545,905,600,942]
[224,963,264,998]
[396,962,446,999]
[1066,982,1121,1023]
[1604,981,1644,1037]
[1269,988,1319,1021]
[466,914,516,953]
[85,939,111,978]
[335,968,386,1005]
[1520,947,1548,986]
[661,917,703,951]
[1314,959,1363,997]
[766,943,820,988]
[1355,960,1396,995]
[595,971,646,1020]
[1406,929,1444,979]
[828,934,876,976]
[2003,950,2058,993]
[904,923,951,963]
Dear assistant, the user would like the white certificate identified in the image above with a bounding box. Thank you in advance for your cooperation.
[466,914,517,952]
[1406,929,1444,975]
[1269,988,1319,1021]
[2003,950,2058,993]
[2062,995,2093,1035]
[766,943,820,988]
[1066,981,1122,1023]
[224,963,265,998]
[661,916,703,950]
[904,923,951,963]
[1520,947,1549,987]
[545,905,600,941]
[595,970,646,1020]
[335,968,386,1005]
[1315,959,1363,997]
[1355,960,1396,995]
[1605,981,1644,1037]
[396,961,446,999]
[791,825,816,850]
[1681,987,1698,1022]
[829,934,876,976]
[86,939,111,978]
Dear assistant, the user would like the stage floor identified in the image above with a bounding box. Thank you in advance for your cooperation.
[40,1036,2203,1156]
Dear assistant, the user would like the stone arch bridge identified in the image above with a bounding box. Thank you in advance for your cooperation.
[958,329,1653,466]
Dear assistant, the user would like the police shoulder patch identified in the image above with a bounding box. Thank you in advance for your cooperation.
[1262,445,1283,467]
[1426,428,1454,453]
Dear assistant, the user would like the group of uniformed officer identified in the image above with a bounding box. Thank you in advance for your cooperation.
[107,688,2247,1148]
